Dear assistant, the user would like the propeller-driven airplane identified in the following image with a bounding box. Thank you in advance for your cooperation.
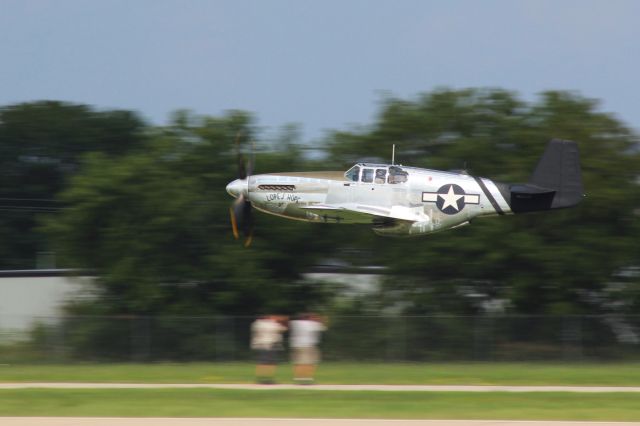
[227,139,583,246]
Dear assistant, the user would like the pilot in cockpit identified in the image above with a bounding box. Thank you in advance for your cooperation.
[388,166,408,184]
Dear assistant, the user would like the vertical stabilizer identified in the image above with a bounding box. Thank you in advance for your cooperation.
[529,139,583,208]
[502,139,584,213]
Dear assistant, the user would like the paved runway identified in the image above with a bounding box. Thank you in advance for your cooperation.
[2,383,640,392]
[1,418,640,426]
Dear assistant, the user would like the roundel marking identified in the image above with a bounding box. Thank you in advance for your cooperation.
[422,184,481,215]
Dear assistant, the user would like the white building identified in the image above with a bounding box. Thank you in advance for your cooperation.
[0,270,93,336]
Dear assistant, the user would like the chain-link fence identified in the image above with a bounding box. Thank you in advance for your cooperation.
[1,315,639,363]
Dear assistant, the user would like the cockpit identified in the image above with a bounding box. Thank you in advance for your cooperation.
[344,164,408,184]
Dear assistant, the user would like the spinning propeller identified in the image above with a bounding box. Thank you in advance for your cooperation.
[226,134,254,247]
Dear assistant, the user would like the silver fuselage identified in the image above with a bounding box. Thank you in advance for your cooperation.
[227,164,512,236]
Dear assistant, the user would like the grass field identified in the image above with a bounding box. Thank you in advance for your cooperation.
[2,362,640,421]
[2,362,640,386]
[0,389,639,421]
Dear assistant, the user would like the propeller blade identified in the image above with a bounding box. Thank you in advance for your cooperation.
[246,140,255,177]
[241,198,253,237]
[230,194,254,246]
[229,206,240,239]
[244,231,253,248]
[230,132,255,246]
[238,157,247,180]
[235,132,247,179]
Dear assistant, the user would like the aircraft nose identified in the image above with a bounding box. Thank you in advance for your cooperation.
[226,179,248,198]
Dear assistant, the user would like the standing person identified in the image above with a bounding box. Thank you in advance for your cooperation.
[289,313,327,384]
[250,314,287,384]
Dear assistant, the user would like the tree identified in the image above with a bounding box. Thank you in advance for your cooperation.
[44,89,640,320]
[45,110,334,317]
[0,101,146,268]
[35,90,640,360]
[325,89,640,315]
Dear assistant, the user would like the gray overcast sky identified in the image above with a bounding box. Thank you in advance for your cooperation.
[1,0,638,143]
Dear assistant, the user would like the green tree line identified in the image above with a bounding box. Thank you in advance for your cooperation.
[1,90,639,322]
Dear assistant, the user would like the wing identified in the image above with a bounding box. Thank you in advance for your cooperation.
[300,203,426,224]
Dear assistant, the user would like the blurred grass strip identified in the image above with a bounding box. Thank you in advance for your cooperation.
[2,362,640,386]
[0,389,639,420]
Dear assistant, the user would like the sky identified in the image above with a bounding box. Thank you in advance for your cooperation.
[1,0,639,144]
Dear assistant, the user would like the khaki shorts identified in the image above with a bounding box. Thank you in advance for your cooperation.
[292,347,320,365]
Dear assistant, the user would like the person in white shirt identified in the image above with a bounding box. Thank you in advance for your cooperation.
[289,313,327,384]
[251,315,287,384]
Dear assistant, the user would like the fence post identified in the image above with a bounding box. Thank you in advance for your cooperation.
[402,315,408,361]
[130,316,151,362]
[55,317,66,362]
[216,316,237,361]
[385,315,407,362]
[562,315,583,361]
[473,316,481,361]
[473,316,494,361]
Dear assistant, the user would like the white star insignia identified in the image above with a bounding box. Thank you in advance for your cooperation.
[439,186,464,211]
